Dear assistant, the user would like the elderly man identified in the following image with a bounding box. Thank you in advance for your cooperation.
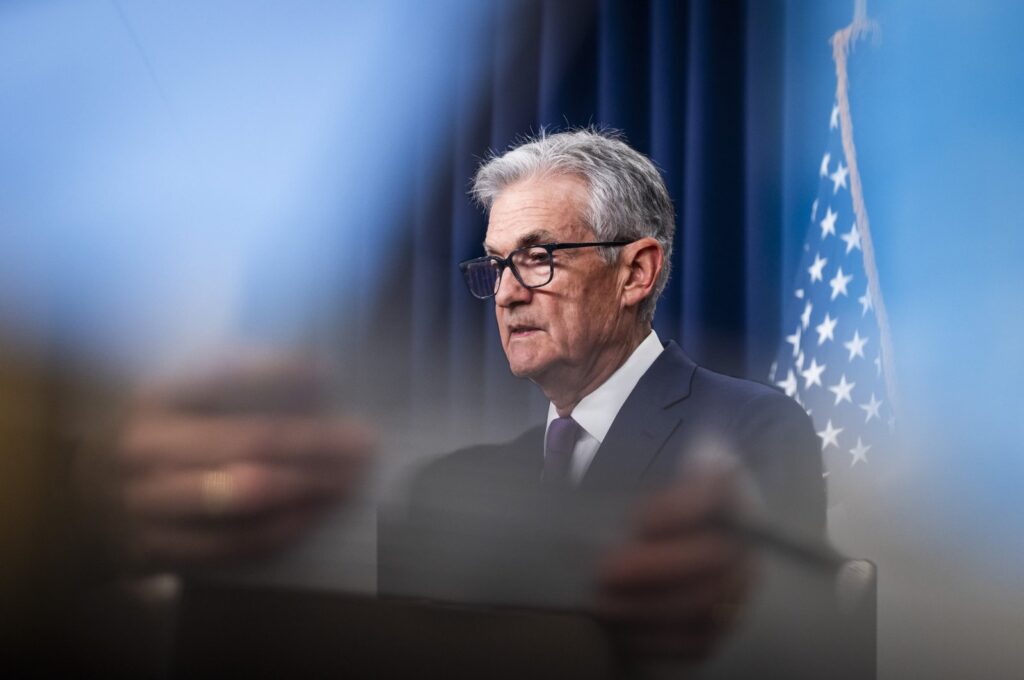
[386,129,825,660]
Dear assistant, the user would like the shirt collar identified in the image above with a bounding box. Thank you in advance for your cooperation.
[546,330,664,443]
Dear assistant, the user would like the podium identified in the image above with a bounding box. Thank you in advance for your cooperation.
[173,580,618,679]
[174,558,875,680]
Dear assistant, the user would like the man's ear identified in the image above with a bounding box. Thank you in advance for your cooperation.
[620,237,663,311]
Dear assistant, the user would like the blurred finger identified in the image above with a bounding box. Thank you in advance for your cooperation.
[119,415,375,470]
[122,459,363,521]
[598,531,743,592]
[633,470,740,540]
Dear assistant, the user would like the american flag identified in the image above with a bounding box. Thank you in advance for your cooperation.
[770,100,895,503]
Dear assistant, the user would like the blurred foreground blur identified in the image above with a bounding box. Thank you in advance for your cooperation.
[0,337,377,674]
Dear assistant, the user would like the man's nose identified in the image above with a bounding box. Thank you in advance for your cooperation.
[494,268,531,307]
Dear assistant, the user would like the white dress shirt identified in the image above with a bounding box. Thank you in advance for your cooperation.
[544,330,665,484]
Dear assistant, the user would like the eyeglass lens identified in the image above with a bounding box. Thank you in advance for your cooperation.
[463,247,553,298]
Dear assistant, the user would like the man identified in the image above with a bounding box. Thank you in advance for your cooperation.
[386,129,825,660]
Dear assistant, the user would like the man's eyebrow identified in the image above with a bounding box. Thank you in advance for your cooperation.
[483,230,554,255]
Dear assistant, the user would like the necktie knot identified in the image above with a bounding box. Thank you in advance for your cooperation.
[544,416,580,485]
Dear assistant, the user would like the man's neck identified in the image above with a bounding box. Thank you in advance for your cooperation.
[543,325,651,417]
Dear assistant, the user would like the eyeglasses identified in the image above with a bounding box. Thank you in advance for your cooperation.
[458,240,635,300]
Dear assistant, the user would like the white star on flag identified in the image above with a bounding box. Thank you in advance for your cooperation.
[860,393,882,423]
[785,327,802,357]
[830,104,840,129]
[843,330,868,360]
[849,437,871,467]
[801,358,826,389]
[815,312,837,345]
[776,369,798,397]
[820,152,831,177]
[840,224,862,253]
[808,253,828,282]
[829,266,853,300]
[828,373,855,406]
[858,287,873,316]
[800,301,813,329]
[819,206,838,238]
[818,419,843,450]
[830,162,849,193]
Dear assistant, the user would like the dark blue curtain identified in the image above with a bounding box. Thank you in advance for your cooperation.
[351,0,786,441]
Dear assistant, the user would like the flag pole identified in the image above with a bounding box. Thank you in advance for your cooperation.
[830,1,898,416]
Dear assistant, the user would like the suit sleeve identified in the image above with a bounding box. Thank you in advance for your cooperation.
[730,391,826,538]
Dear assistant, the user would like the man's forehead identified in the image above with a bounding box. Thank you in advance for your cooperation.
[482,176,590,254]
[483,228,557,255]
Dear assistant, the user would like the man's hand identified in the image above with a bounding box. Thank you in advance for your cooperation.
[593,461,756,660]
[104,355,375,570]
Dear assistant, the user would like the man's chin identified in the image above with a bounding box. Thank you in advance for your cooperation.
[507,362,540,379]
[504,352,547,380]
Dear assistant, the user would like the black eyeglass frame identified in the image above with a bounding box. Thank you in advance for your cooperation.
[457,240,636,300]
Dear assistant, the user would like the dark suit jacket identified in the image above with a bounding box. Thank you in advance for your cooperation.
[381,341,826,604]
[416,342,821,528]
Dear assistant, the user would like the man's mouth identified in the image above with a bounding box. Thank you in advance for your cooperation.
[508,324,541,338]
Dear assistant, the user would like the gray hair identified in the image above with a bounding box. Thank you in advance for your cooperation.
[471,128,675,324]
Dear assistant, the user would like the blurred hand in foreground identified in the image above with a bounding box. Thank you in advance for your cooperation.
[593,457,757,661]
[105,353,375,571]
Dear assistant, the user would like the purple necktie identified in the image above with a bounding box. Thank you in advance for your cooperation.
[543,416,580,486]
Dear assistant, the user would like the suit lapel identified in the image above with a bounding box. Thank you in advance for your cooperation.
[579,341,697,491]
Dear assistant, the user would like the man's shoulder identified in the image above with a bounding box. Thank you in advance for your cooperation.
[693,365,801,415]
[647,344,824,534]
[652,341,803,421]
